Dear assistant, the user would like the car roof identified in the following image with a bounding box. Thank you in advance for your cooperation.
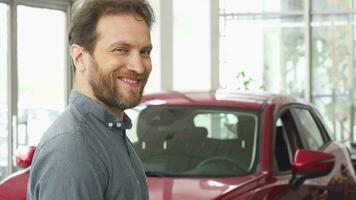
[141,89,310,111]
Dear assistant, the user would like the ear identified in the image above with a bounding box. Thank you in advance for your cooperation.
[70,44,86,72]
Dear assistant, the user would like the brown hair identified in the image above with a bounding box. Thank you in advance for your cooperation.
[68,0,155,54]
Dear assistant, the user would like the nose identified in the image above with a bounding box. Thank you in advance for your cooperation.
[126,52,146,74]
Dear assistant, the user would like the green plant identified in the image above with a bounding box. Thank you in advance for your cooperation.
[236,71,266,91]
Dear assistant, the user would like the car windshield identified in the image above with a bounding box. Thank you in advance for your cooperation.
[126,105,259,177]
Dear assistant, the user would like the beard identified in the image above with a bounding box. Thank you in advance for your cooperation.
[88,59,148,110]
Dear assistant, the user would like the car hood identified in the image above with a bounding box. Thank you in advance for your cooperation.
[147,175,259,200]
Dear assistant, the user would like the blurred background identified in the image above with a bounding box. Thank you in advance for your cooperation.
[0,0,355,181]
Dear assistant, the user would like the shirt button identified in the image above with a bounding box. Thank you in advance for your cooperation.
[116,122,122,128]
[108,122,113,128]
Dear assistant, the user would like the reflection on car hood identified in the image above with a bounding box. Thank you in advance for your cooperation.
[147,175,259,200]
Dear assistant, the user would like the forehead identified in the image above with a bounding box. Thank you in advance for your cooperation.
[95,14,151,46]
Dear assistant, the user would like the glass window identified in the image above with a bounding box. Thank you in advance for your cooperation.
[312,0,352,12]
[311,14,353,95]
[219,1,356,144]
[0,3,8,181]
[313,97,352,141]
[311,14,353,141]
[293,108,325,150]
[220,0,304,13]
[220,15,305,97]
[127,106,258,177]
[173,0,210,91]
[143,0,161,93]
[194,112,239,139]
[17,6,66,147]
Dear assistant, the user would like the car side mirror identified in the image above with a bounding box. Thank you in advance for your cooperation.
[15,146,36,169]
[290,149,335,190]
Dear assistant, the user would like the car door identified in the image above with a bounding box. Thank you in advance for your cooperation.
[290,106,347,200]
[267,107,319,200]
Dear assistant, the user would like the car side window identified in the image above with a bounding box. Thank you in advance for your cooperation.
[292,108,325,150]
[274,109,300,173]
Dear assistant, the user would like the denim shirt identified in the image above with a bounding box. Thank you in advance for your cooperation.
[27,90,148,200]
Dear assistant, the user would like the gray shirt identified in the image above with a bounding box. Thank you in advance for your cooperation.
[27,90,148,200]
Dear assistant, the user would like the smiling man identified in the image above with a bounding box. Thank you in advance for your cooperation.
[27,0,154,199]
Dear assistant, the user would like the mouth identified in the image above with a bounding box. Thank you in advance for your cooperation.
[118,77,141,88]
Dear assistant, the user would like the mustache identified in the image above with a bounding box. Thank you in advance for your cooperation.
[113,71,148,80]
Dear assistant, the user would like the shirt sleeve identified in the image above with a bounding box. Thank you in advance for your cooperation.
[27,133,108,200]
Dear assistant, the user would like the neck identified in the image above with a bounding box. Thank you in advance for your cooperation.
[104,105,124,120]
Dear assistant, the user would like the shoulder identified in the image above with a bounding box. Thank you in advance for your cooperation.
[37,105,89,147]
[33,103,108,170]
[30,132,109,185]
[35,133,102,165]
[28,133,108,200]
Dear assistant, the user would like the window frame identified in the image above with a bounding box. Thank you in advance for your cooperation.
[272,105,302,175]
[0,0,72,180]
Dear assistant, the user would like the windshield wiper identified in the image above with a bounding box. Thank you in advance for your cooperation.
[145,171,183,177]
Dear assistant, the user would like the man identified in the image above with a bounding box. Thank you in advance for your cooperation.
[27,0,154,199]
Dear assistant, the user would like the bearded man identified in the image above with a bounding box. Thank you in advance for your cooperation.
[27,0,154,199]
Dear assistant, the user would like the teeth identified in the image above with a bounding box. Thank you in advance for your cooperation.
[121,77,138,84]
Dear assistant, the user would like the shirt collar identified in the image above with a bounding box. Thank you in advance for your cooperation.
[69,90,132,130]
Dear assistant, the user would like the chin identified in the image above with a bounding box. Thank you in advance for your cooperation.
[120,89,143,106]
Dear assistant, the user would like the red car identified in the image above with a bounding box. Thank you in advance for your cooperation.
[1,90,356,200]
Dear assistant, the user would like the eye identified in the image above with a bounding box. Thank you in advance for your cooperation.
[113,47,128,54]
[140,48,152,57]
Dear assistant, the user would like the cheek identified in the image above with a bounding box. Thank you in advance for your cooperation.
[96,53,124,71]
[107,61,124,73]
[144,60,152,75]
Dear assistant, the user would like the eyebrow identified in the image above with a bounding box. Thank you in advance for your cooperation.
[108,41,152,50]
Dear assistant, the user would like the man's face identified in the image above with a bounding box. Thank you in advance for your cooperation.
[87,14,152,110]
